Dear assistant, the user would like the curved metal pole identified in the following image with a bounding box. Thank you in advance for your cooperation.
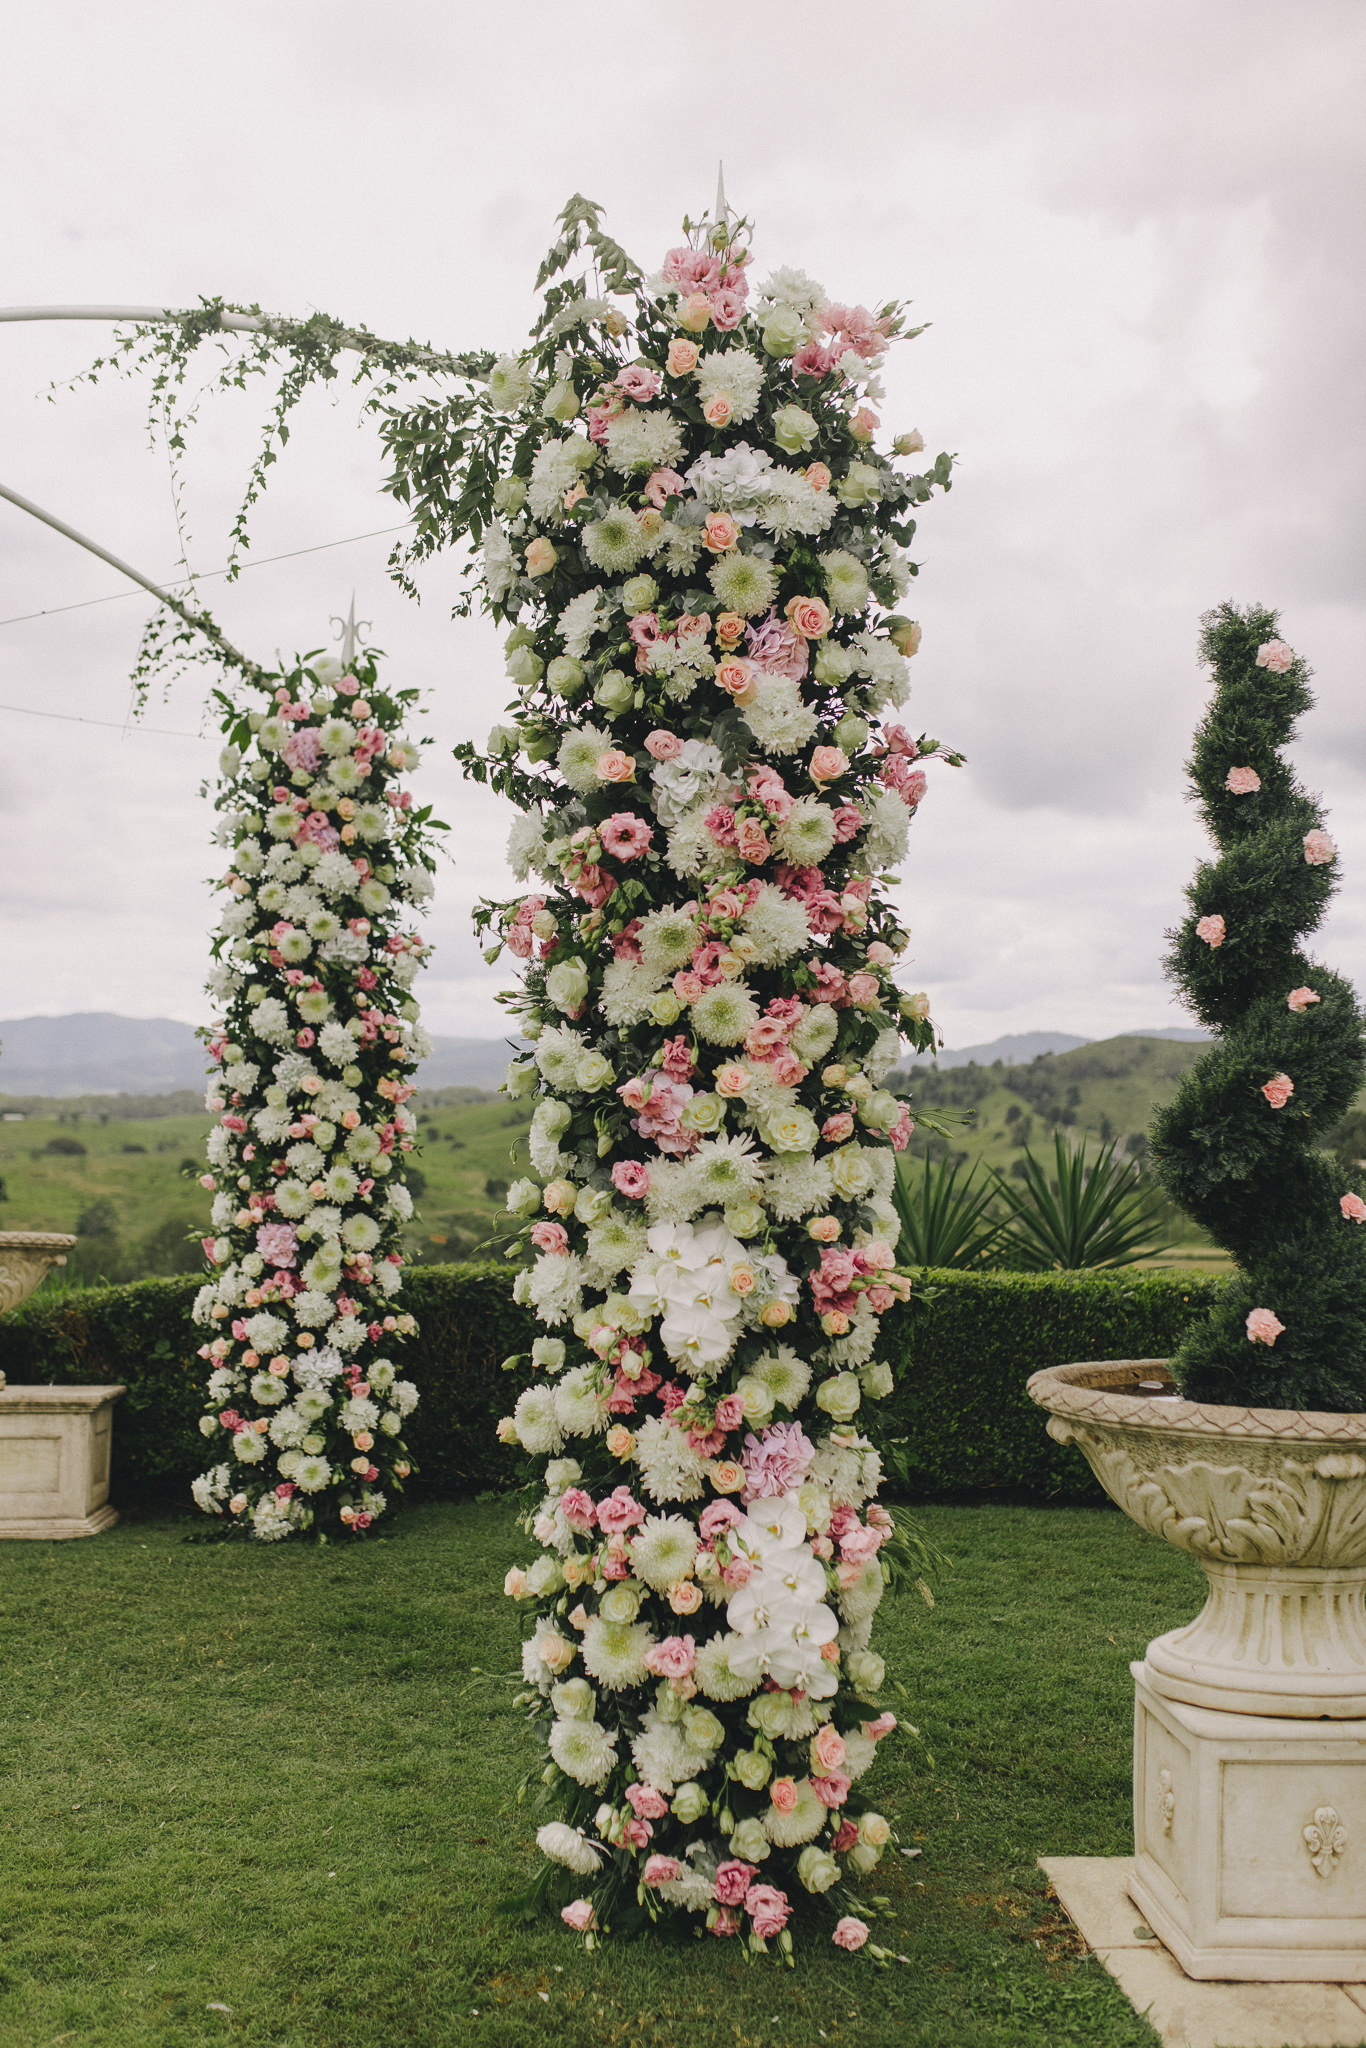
[0,480,262,679]
[0,303,466,372]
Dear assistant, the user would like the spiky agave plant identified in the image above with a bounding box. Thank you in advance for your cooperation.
[1150,603,1366,1409]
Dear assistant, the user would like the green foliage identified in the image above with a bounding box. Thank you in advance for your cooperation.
[3,1264,1223,1514]
[988,1132,1174,1271]
[1151,603,1366,1407]
[892,1152,1003,1268]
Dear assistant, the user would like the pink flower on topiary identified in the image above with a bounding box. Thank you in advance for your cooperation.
[744,1884,791,1938]
[1304,830,1337,865]
[1287,987,1321,1011]
[1261,1072,1294,1109]
[1246,1307,1286,1346]
[1341,1193,1366,1224]
[1195,914,1226,947]
[1256,639,1295,671]
[1225,766,1261,794]
[833,1916,870,1950]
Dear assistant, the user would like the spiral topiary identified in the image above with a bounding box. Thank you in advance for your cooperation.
[1150,601,1366,1410]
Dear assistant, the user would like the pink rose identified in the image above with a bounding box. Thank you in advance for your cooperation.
[715,1064,749,1098]
[1256,639,1294,672]
[1304,830,1337,865]
[665,337,699,376]
[716,657,757,703]
[643,1855,680,1885]
[643,1634,696,1679]
[1287,986,1321,1011]
[735,817,771,864]
[713,1859,758,1907]
[596,749,635,784]
[611,1160,650,1199]
[644,729,682,760]
[810,745,849,784]
[812,1724,847,1772]
[768,1777,799,1815]
[847,972,880,1008]
[561,1900,597,1932]
[1341,1193,1366,1224]
[1261,1072,1294,1109]
[744,1884,791,1939]
[1195,914,1226,948]
[703,512,740,553]
[784,595,832,640]
[832,1916,869,1951]
[1225,766,1261,795]
[703,394,732,427]
[1246,1306,1286,1346]
[530,1220,569,1254]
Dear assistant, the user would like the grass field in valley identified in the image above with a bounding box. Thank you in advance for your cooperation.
[0,1499,1208,2048]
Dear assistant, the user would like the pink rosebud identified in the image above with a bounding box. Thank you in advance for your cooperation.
[1304,829,1337,866]
[1287,986,1321,1012]
[561,1900,597,1932]
[1261,1072,1294,1109]
[833,1916,870,1951]
[1195,914,1226,948]
[1224,766,1261,795]
[1255,639,1294,672]
[1246,1306,1286,1346]
[596,749,635,784]
[1341,1193,1366,1224]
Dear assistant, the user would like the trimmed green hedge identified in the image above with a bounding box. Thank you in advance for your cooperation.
[1,1264,1226,1514]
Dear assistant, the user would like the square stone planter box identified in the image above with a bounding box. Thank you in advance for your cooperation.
[0,1385,125,1538]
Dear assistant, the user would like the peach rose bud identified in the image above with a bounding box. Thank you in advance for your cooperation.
[678,294,712,333]
[1261,1072,1294,1109]
[1195,914,1226,948]
[703,512,740,552]
[596,749,635,783]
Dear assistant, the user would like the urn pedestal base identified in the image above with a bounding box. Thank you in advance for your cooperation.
[0,1385,125,1539]
[1131,1663,1366,1981]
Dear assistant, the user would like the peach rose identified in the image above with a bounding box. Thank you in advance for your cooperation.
[711,1460,744,1492]
[717,657,757,704]
[1261,1072,1294,1109]
[645,729,682,760]
[808,1215,842,1242]
[759,1300,793,1329]
[812,1724,847,1772]
[714,612,746,646]
[729,1265,756,1296]
[849,407,879,443]
[810,745,849,784]
[703,394,733,428]
[1341,1193,1366,1224]
[715,1064,750,1097]
[1246,1306,1286,1346]
[538,1631,576,1673]
[735,816,771,863]
[524,537,557,577]
[804,462,832,491]
[504,1566,528,1598]
[703,512,740,553]
[1195,914,1226,948]
[666,337,700,375]
[769,1777,799,1814]
[669,1581,704,1615]
[678,294,713,333]
[606,1424,635,1459]
[1287,986,1320,1011]
[785,595,832,639]
[596,749,636,783]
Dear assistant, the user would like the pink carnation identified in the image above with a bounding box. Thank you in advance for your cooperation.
[1341,1193,1366,1224]
[1256,639,1295,672]
[744,1883,791,1939]
[713,1859,758,1907]
[596,1485,647,1534]
[611,1160,650,1200]
[1287,986,1321,1012]
[1246,1306,1286,1346]
[832,1916,870,1951]
[625,1783,670,1820]
[1261,1072,1294,1109]
[1224,766,1261,795]
[1195,914,1226,948]
[558,1487,596,1533]
[1304,830,1337,865]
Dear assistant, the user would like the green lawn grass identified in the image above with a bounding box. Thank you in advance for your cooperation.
[0,1501,1215,2048]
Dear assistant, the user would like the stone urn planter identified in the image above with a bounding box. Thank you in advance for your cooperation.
[0,1230,124,1539]
[1029,1359,1366,1981]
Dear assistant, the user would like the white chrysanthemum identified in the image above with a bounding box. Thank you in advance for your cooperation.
[582,507,649,573]
[809,1433,883,1511]
[666,811,725,879]
[599,958,662,1028]
[687,1134,763,1204]
[549,1715,619,1788]
[534,1023,586,1088]
[630,1715,701,1794]
[691,983,760,1047]
[761,1155,834,1222]
[527,438,588,522]
[754,266,828,323]
[557,586,610,660]
[790,1004,840,1065]
[553,1365,610,1438]
[773,798,838,868]
[850,785,911,875]
[741,679,818,755]
[707,551,778,619]
[741,884,812,966]
[848,629,911,709]
[820,548,871,615]
[252,1495,297,1543]
[294,1454,333,1494]
[556,723,613,795]
[750,1346,813,1410]
[506,809,550,883]
[630,1514,699,1592]
[603,408,686,475]
[656,1862,718,1912]
[838,1557,886,1633]
[326,1314,367,1355]
[634,1415,709,1503]
[755,470,838,541]
[762,1778,829,1847]
[693,1632,761,1702]
[586,1210,648,1275]
[657,519,704,577]
[252,998,292,1045]
[267,1405,309,1449]
[190,1465,230,1513]
[642,1158,701,1224]
[513,1384,565,1457]
[863,1027,902,1084]
[823,1304,881,1368]
[483,523,515,604]
[841,1730,878,1782]
[581,1617,656,1691]
[527,1251,586,1327]
[694,347,765,424]
[536,1823,605,1876]
[243,1311,288,1353]
[637,905,698,978]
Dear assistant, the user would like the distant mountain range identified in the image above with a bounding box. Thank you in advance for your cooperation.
[0,1011,1209,1101]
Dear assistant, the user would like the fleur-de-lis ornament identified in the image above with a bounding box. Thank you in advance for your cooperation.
[1304,1805,1348,1877]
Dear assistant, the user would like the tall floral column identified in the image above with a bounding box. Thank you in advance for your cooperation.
[460,204,956,1952]
[190,647,437,1540]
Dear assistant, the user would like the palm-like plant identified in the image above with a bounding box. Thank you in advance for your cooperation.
[990,1131,1174,1271]
[892,1152,1006,1269]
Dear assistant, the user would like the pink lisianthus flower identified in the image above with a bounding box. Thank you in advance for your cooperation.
[1304,829,1337,865]
[1287,986,1321,1011]
[713,1393,745,1433]
[831,803,864,842]
[1195,914,1226,947]
[643,1634,696,1680]
[831,1818,859,1853]
[709,1906,741,1938]
[600,813,653,861]
[610,1160,650,1200]
[1255,639,1294,672]
[1261,1072,1294,1109]
[530,1220,570,1254]
[710,286,747,329]
[622,1814,653,1849]
[643,468,687,510]
[643,1855,681,1886]
[864,1712,898,1742]
[1340,1193,1366,1224]
[1246,1306,1286,1346]
[713,1859,758,1906]
[699,1499,745,1543]
[1225,765,1261,795]
[561,1900,597,1932]
[810,1771,852,1808]
[661,246,721,293]
[625,1783,670,1820]
[744,1884,791,1939]
[833,1915,870,1951]
[255,1221,299,1268]
[616,365,661,404]
[890,1105,915,1152]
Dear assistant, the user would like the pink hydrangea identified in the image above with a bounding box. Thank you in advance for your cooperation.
[1255,639,1294,672]
[255,1221,299,1269]
[283,728,323,772]
[745,609,809,681]
[1246,1307,1286,1346]
[741,1422,816,1500]
[1195,914,1226,948]
[1224,765,1261,795]
[1304,830,1337,865]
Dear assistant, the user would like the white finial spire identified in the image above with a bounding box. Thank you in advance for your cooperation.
[715,161,729,230]
[340,592,359,669]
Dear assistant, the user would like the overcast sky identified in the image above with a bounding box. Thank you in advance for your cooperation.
[2,0,1363,1053]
